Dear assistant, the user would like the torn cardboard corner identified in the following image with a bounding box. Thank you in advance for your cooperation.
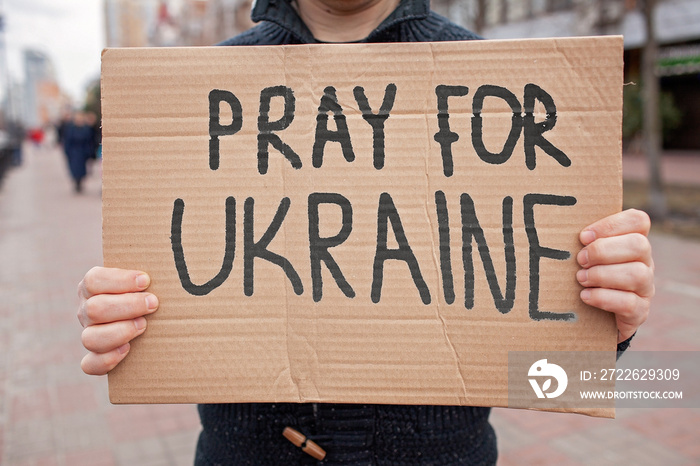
[101,36,623,418]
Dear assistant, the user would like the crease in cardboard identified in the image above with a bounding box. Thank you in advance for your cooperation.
[551,38,577,76]
[435,304,470,402]
[303,331,322,402]
[427,43,437,92]
[274,45,303,403]
[423,40,470,402]
[419,97,469,401]
[284,249,303,402]
[422,140,469,401]
[272,365,294,400]
[282,174,303,404]
[425,43,437,169]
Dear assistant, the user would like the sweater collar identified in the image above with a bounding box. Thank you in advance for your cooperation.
[250,0,430,43]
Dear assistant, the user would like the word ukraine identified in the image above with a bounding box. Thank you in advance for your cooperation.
[171,83,577,322]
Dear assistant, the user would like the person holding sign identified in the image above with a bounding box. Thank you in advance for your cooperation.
[78,0,654,464]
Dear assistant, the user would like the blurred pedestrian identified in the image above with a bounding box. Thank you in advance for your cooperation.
[84,112,102,174]
[88,112,102,160]
[62,112,95,193]
[28,127,44,146]
[56,112,71,148]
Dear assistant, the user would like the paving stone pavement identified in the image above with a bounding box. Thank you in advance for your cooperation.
[0,144,698,465]
[0,144,201,466]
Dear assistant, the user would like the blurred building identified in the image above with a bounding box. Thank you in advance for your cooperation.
[2,80,23,124]
[104,0,156,47]
[22,49,65,129]
[434,0,700,150]
[0,9,21,127]
[103,0,253,48]
[180,0,255,46]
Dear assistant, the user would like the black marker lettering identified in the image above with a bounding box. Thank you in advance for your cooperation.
[523,83,570,170]
[313,86,355,168]
[523,193,577,321]
[372,193,431,305]
[171,197,236,296]
[435,190,455,304]
[460,194,516,313]
[433,85,469,177]
[258,86,302,174]
[471,85,523,165]
[244,197,303,296]
[208,89,242,170]
[353,83,397,170]
[308,193,355,302]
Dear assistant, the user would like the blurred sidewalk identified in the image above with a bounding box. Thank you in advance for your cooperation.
[0,145,698,465]
[0,144,201,466]
[623,150,700,185]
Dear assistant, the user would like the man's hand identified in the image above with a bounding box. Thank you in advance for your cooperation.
[576,209,654,343]
[77,267,159,375]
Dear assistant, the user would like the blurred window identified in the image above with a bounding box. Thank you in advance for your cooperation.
[547,0,573,12]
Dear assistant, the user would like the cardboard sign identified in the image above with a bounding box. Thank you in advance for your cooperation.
[102,37,623,417]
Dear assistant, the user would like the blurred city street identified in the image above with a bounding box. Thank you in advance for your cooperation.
[0,143,201,466]
[0,0,698,465]
[0,143,699,465]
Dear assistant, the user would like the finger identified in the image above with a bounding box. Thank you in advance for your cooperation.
[81,318,147,354]
[580,209,651,245]
[577,233,653,268]
[78,292,158,328]
[580,288,650,342]
[81,344,131,376]
[78,267,150,300]
[576,262,655,297]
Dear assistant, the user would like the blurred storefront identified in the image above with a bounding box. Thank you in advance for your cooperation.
[103,0,254,48]
[433,0,700,151]
[20,49,68,130]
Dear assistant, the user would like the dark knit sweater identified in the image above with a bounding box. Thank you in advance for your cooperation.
[196,1,632,464]
[218,0,482,46]
[196,403,496,465]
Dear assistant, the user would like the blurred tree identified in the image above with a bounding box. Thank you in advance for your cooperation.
[83,79,101,123]
[474,0,486,34]
[641,0,667,218]
[83,79,102,158]
[623,79,682,146]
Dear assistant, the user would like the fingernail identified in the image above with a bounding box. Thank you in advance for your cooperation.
[578,249,589,267]
[117,343,130,354]
[581,230,596,245]
[136,274,150,289]
[580,289,591,301]
[576,269,588,284]
[134,317,147,331]
[145,294,158,312]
